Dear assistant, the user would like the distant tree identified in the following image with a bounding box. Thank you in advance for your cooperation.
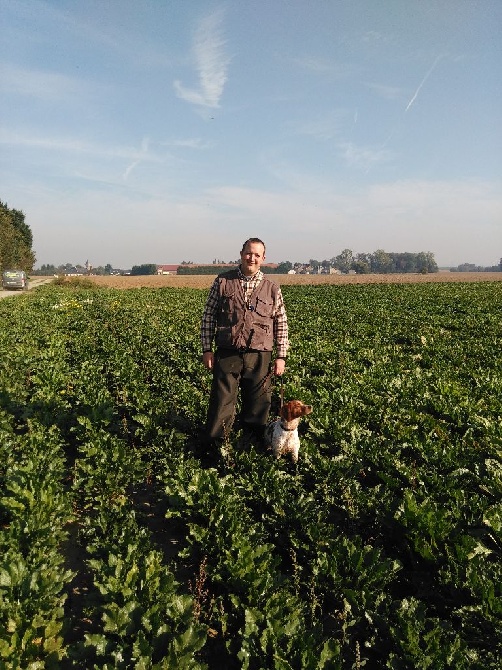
[454,263,478,273]
[104,263,113,275]
[417,251,438,273]
[131,263,157,276]
[371,249,392,273]
[0,201,36,273]
[353,253,371,274]
[335,249,354,273]
[35,263,58,276]
[4,204,33,249]
[0,214,21,270]
[276,261,293,274]
[452,260,501,272]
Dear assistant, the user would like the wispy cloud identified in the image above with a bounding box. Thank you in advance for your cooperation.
[339,142,395,171]
[366,82,406,102]
[19,176,502,268]
[0,131,160,163]
[291,56,356,79]
[291,109,349,141]
[164,138,213,150]
[0,63,88,102]
[360,30,387,45]
[122,137,150,180]
[174,9,230,108]
[405,55,442,111]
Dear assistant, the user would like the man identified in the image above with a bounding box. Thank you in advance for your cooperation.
[201,238,289,451]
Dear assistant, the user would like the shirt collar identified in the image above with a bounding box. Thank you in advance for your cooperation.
[238,266,263,281]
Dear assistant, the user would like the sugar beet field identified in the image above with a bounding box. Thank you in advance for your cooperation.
[0,280,501,669]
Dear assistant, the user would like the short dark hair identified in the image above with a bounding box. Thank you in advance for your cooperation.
[241,238,266,254]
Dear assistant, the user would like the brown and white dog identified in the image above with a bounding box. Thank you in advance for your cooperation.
[264,400,312,463]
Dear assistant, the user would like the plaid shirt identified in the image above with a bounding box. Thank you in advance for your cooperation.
[201,267,289,358]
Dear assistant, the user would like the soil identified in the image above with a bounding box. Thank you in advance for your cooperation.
[39,271,502,290]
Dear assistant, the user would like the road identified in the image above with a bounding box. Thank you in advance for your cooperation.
[0,276,54,299]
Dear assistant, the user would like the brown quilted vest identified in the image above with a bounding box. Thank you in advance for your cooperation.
[214,269,278,351]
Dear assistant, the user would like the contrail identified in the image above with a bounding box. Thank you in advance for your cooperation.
[405,55,442,112]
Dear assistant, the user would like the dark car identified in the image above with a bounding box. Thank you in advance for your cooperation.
[2,270,29,290]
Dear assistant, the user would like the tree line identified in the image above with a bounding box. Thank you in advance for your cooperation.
[35,262,119,276]
[176,250,440,275]
[35,262,160,276]
[38,251,501,278]
[451,261,502,273]
[0,201,35,274]
[282,249,439,274]
[2,195,496,279]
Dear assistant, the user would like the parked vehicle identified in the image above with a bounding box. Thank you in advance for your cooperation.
[2,270,29,290]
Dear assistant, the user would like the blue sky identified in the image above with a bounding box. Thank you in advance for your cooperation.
[1,0,500,268]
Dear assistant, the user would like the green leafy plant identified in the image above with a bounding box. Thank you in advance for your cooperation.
[0,281,500,667]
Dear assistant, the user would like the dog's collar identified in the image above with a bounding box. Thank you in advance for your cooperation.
[280,421,295,431]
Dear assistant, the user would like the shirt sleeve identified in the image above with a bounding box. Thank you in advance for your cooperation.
[273,287,289,358]
[200,278,220,353]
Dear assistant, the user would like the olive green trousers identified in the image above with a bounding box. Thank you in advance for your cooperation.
[204,349,272,442]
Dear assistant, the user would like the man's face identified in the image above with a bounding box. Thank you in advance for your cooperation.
[240,241,266,276]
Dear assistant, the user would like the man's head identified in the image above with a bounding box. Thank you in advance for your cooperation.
[240,238,266,276]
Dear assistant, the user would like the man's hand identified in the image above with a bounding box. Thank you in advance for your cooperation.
[274,358,286,376]
[202,351,214,370]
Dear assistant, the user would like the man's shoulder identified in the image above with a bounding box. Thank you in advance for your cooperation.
[261,274,280,290]
[217,268,239,280]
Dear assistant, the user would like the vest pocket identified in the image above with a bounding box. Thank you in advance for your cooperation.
[254,297,274,317]
[220,291,236,316]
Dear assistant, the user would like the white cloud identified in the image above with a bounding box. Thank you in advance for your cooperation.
[291,56,356,79]
[122,137,151,180]
[0,63,90,102]
[12,171,502,268]
[174,9,230,108]
[0,130,170,189]
[366,82,406,102]
[164,138,213,150]
[339,142,396,170]
[192,179,502,266]
[291,109,349,141]
[0,130,163,164]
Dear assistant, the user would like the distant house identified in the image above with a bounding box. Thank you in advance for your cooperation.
[65,267,85,276]
[157,265,180,275]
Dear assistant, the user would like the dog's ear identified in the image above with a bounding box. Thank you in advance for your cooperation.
[280,401,296,421]
[281,400,310,421]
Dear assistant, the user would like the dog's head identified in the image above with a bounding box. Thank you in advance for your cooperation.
[280,400,312,422]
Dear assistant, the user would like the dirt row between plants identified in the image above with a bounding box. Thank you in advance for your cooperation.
[38,271,502,290]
